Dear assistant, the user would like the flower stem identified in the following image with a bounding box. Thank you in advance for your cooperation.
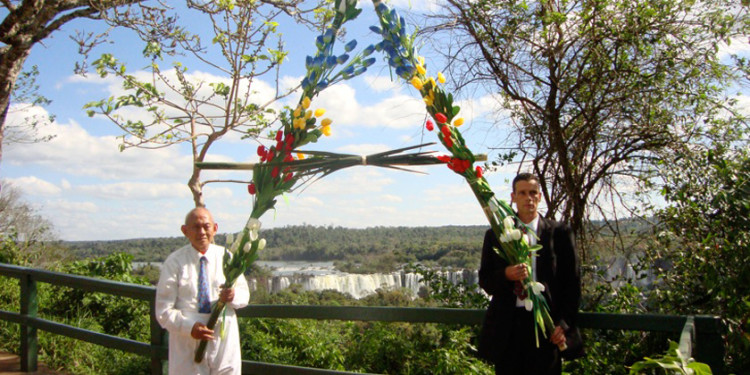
[194,300,226,363]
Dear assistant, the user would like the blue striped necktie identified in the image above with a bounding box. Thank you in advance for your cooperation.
[198,256,211,313]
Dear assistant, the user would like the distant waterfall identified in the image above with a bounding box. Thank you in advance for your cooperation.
[249,269,479,299]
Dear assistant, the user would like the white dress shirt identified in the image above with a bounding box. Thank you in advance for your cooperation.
[156,243,250,375]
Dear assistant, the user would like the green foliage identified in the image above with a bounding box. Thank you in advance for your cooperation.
[44,253,151,340]
[629,341,712,375]
[407,263,487,309]
[650,147,750,373]
[0,253,151,374]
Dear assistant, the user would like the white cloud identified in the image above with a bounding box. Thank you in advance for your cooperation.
[363,74,402,92]
[5,107,191,181]
[5,176,62,196]
[335,143,390,154]
[380,194,402,203]
[76,182,192,200]
[45,199,99,214]
[718,36,750,60]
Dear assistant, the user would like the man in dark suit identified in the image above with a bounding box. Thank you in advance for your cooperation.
[478,173,582,375]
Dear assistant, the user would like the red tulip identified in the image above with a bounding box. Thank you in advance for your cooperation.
[247,183,256,195]
[257,145,266,157]
[271,166,280,178]
[444,136,453,148]
[441,125,451,137]
[476,166,483,178]
[276,130,283,142]
[425,119,435,131]
[435,113,447,124]
[284,172,294,182]
[437,155,451,163]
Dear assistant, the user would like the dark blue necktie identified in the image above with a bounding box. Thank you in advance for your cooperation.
[198,256,211,313]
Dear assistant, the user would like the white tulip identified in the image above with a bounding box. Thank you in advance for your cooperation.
[530,281,546,295]
[226,233,234,245]
[499,233,510,243]
[258,238,266,250]
[243,242,252,253]
[246,218,261,232]
[249,229,258,242]
[524,298,533,312]
[503,216,515,231]
[510,229,522,241]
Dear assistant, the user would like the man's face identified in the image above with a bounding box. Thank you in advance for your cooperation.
[181,209,217,253]
[511,179,542,221]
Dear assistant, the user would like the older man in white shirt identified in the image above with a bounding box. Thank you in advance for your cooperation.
[156,207,250,375]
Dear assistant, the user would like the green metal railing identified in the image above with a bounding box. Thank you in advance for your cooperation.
[0,263,726,374]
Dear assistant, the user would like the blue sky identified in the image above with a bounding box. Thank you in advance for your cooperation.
[4,1,747,241]
[3,0,526,241]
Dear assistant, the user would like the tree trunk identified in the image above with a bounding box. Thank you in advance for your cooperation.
[0,46,33,172]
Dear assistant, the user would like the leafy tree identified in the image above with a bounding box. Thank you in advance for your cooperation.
[0,182,67,266]
[648,144,750,373]
[83,0,326,206]
[0,0,147,167]
[426,0,750,260]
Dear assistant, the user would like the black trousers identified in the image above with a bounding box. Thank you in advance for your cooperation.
[494,308,561,375]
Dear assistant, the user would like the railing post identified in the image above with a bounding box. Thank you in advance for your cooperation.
[19,273,38,372]
[693,315,725,375]
[677,316,695,360]
[149,300,166,375]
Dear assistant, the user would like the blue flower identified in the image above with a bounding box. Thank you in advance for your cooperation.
[362,44,376,56]
[369,26,382,34]
[316,35,325,49]
[337,54,349,64]
[323,28,335,43]
[362,57,376,67]
[318,79,329,90]
[326,55,338,68]
[344,40,357,52]
[305,56,313,68]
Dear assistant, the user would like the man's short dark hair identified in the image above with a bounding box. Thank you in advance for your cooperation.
[512,173,540,192]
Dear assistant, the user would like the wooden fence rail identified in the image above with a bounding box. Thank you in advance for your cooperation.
[0,263,726,374]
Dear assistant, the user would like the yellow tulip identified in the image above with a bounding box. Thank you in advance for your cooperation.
[305,110,313,120]
[293,106,301,118]
[411,77,423,90]
[321,118,333,127]
[297,153,305,160]
[424,97,433,106]
[418,56,425,66]
[453,117,464,127]
[321,125,332,136]
[416,65,426,75]
[429,77,436,88]
[438,72,446,84]
[293,118,305,129]
[314,108,326,117]
[302,96,311,109]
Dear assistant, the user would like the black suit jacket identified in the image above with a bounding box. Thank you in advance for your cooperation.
[477,216,581,363]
